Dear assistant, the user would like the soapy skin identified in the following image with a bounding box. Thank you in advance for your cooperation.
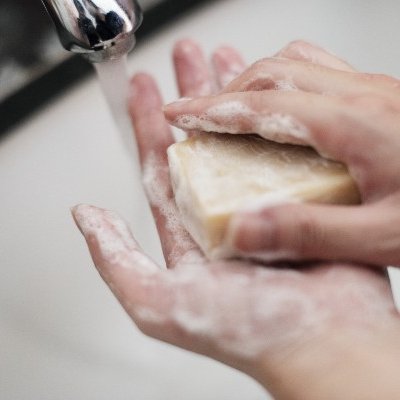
[164,42,400,268]
[73,40,400,399]
[72,203,396,361]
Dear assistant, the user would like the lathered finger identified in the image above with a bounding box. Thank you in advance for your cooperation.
[129,73,202,268]
[72,204,187,345]
[129,73,175,163]
[221,57,400,98]
[228,200,400,267]
[72,204,160,275]
[173,39,213,98]
[212,45,247,89]
[163,90,336,148]
[163,90,400,200]
[275,40,356,72]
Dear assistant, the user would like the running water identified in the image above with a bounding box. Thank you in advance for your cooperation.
[94,54,135,153]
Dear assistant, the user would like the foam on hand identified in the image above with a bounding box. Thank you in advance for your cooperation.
[173,101,311,146]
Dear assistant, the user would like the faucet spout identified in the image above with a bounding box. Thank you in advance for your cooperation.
[41,0,143,63]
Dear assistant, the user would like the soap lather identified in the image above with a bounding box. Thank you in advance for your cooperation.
[41,0,143,63]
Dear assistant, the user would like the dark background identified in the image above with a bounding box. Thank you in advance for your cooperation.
[0,0,217,134]
[0,0,67,102]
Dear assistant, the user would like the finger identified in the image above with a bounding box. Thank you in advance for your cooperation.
[226,200,400,267]
[129,73,202,268]
[71,204,161,276]
[281,43,400,97]
[163,91,400,200]
[71,204,187,345]
[173,39,213,138]
[211,45,247,89]
[275,40,356,72]
[221,58,399,98]
[173,39,213,98]
[163,90,355,152]
[71,204,225,358]
[129,72,174,163]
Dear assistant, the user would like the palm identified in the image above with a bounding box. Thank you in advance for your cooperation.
[73,200,394,377]
[144,251,393,368]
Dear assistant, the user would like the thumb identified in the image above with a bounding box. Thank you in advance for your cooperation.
[227,201,400,267]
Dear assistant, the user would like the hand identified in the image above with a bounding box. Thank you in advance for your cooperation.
[164,40,400,267]
[72,40,400,399]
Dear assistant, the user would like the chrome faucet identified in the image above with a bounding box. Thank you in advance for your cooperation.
[41,0,143,62]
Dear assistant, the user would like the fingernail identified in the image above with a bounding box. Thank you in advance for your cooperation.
[174,39,198,55]
[163,98,192,114]
[128,80,138,101]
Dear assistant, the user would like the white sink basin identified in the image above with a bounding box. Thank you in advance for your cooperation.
[1,0,400,398]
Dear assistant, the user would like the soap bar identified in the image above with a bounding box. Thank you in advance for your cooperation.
[167,133,360,260]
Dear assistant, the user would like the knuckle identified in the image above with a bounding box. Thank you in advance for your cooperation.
[282,40,311,55]
[260,205,323,256]
[288,39,309,47]
[252,57,269,68]
[251,58,274,77]
[254,57,287,69]
[291,207,324,256]
[244,58,286,91]
[258,207,282,252]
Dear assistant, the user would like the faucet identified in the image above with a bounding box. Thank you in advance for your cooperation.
[41,0,143,63]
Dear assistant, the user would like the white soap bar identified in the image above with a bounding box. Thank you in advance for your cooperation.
[167,133,360,260]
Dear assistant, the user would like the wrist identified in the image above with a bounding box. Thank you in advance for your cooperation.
[256,322,400,400]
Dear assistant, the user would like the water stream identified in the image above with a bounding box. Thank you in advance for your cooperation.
[93,54,135,153]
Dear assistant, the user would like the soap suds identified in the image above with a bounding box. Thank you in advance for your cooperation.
[175,114,224,133]
[255,113,310,145]
[142,152,183,235]
[164,264,324,360]
[316,266,396,324]
[74,206,397,364]
[74,206,320,360]
[174,101,252,134]
[135,305,169,325]
[218,286,320,358]
[73,204,158,273]
[169,266,221,337]
[74,205,135,261]
[142,152,201,265]
[274,79,298,91]
[173,101,311,146]
[207,101,252,119]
